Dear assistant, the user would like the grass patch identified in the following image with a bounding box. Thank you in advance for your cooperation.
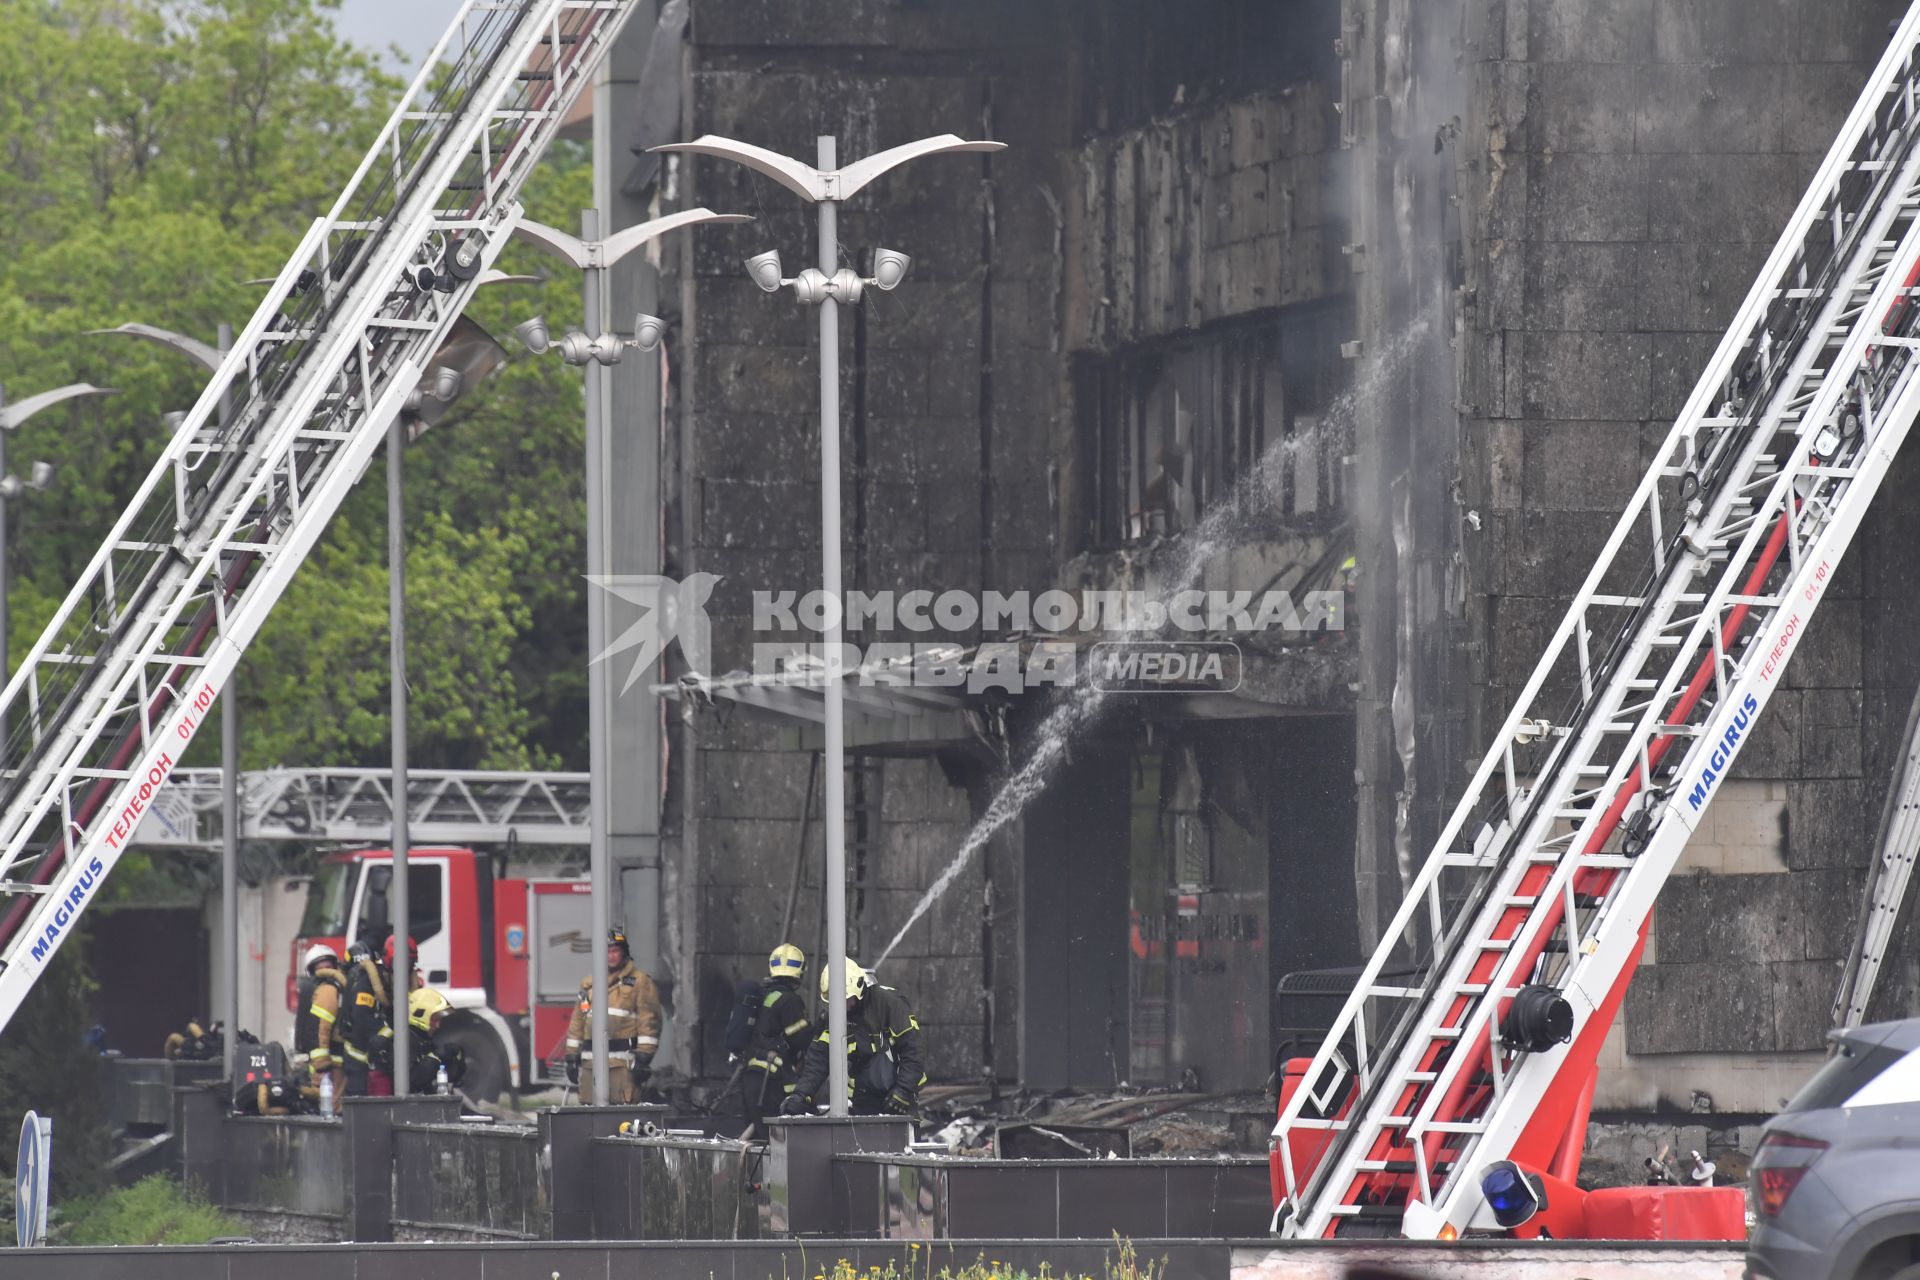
[805,1237,1164,1280]
[59,1174,245,1246]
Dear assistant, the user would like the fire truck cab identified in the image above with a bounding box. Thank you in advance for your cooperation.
[289,846,594,1099]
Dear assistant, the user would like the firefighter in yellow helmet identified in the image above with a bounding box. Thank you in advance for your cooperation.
[565,926,662,1104]
[782,960,924,1117]
[740,943,813,1119]
[405,987,464,1094]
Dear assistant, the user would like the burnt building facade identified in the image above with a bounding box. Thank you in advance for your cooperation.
[606,0,1920,1108]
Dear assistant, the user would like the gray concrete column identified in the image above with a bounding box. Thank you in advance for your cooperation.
[593,10,669,1049]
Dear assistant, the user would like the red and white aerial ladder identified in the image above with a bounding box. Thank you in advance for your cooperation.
[1274,4,1920,1241]
[0,0,653,1031]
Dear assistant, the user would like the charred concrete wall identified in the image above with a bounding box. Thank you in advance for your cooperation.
[666,0,1069,1079]
[1455,0,1920,1109]
[653,0,1920,1100]
[662,0,1354,1091]
[1066,86,1336,355]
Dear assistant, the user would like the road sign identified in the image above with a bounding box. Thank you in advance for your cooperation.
[15,1110,51,1247]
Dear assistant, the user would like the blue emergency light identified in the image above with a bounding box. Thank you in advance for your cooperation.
[1480,1160,1543,1229]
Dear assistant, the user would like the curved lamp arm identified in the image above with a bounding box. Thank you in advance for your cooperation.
[0,384,118,432]
[514,207,752,270]
[834,136,1005,200]
[600,209,753,269]
[86,323,221,374]
[476,269,546,288]
[649,134,1006,203]
[649,137,827,202]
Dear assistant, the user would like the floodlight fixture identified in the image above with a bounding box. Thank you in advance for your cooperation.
[631,314,667,352]
[870,249,911,291]
[513,316,552,355]
[747,250,785,293]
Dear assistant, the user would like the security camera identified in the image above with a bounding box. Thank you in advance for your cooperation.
[790,268,831,305]
[429,367,463,403]
[591,334,625,366]
[746,250,784,293]
[513,316,551,355]
[870,248,912,291]
[556,331,596,366]
[631,313,667,352]
[28,461,54,490]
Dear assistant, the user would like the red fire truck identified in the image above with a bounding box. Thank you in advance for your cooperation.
[287,846,595,1099]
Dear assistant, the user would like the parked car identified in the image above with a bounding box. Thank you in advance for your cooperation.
[1746,1017,1920,1280]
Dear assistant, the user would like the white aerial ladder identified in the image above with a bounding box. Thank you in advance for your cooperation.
[1275,5,1920,1239]
[0,0,650,1031]
[1834,683,1920,1027]
[135,767,591,848]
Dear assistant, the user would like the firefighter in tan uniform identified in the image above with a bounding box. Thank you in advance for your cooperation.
[565,926,662,1104]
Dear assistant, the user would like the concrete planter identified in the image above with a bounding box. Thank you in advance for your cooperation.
[589,1133,765,1239]
[763,1115,913,1236]
[848,1154,1272,1239]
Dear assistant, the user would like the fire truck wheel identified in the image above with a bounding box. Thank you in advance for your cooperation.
[438,1023,508,1102]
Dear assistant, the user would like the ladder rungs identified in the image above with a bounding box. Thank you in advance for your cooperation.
[1356,1159,1457,1175]
[1332,1204,1405,1221]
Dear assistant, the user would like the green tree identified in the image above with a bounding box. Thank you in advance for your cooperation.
[0,930,114,1206]
[0,0,596,774]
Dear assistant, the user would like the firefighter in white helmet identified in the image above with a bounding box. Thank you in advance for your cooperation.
[293,943,348,1100]
[782,960,924,1117]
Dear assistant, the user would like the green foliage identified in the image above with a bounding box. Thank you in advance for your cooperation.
[0,0,598,774]
[0,931,114,1207]
[58,1174,245,1246]
[804,1239,1166,1280]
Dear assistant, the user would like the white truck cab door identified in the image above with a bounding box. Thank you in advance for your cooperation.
[346,856,452,984]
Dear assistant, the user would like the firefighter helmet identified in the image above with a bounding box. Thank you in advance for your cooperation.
[769,943,806,978]
[819,959,872,1004]
[608,926,630,955]
[408,987,451,1034]
[384,934,418,966]
[302,943,340,974]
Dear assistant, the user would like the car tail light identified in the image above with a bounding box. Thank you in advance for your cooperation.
[1751,1133,1828,1219]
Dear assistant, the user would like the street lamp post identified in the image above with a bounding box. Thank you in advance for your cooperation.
[510,206,749,1105]
[97,303,510,1093]
[651,132,1003,1116]
[0,382,116,757]
[90,323,247,1080]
